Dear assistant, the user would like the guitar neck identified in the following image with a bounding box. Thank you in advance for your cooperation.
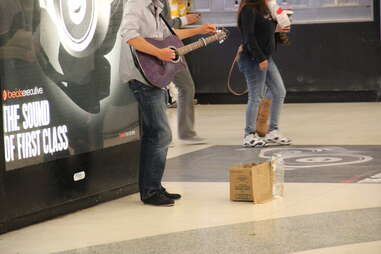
[176,34,220,56]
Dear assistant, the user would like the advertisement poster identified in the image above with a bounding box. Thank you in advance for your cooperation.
[0,0,139,171]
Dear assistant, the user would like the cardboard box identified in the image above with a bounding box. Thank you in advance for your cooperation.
[229,164,254,201]
[229,161,274,204]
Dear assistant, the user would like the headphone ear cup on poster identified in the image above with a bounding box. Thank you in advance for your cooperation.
[34,0,123,58]
[52,0,95,57]
[32,10,110,114]
[52,0,119,58]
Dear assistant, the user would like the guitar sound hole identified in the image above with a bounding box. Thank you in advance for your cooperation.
[169,46,180,63]
[172,54,180,63]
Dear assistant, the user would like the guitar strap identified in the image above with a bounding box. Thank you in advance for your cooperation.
[159,13,177,36]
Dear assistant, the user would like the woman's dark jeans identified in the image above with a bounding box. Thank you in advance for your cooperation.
[238,54,286,136]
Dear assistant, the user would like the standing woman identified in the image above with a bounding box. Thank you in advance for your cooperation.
[238,0,292,147]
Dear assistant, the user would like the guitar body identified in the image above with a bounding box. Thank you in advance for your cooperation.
[131,29,228,88]
[133,35,187,88]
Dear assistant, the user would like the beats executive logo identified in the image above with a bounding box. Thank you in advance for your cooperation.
[2,87,44,102]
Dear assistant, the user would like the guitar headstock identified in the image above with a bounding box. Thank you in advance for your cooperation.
[216,27,229,44]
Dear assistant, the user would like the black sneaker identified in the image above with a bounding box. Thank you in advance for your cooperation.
[162,190,182,200]
[143,192,175,207]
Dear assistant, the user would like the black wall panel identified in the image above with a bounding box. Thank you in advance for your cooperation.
[186,1,381,103]
[3,141,140,232]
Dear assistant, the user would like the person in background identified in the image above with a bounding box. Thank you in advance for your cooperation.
[169,0,188,20]
[120,0,216,206]
[238,0,292,148]
[168,0,199,28]
[161,0,206,145]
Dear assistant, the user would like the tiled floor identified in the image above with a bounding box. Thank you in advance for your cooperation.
[0,103,380,254]
[165,145,381,182]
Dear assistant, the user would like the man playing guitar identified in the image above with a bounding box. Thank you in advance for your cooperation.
[120,0,216,207]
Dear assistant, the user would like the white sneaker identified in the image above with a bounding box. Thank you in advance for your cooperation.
[179,136,207,145]
[243,133,267,148]
[265,130,292,146]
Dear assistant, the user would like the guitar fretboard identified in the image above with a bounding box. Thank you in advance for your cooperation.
[176,33,221,56]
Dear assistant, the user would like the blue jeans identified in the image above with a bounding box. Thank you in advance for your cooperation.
[238,55,286,136]
[129,80,172,201]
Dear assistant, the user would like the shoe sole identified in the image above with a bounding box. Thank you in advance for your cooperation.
[243,143,268,148]
[144,203,175,207]
[166,196,182,200]
[266,140,292,146]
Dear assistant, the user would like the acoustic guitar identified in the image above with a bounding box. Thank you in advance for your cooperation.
[131,28,228,88]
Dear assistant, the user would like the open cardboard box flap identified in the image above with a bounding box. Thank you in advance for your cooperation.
[251,161,274,204]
